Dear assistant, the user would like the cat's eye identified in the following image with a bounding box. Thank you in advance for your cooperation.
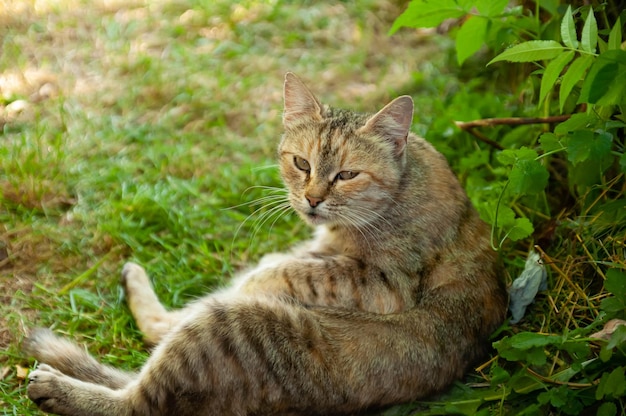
[337,171,359,180]
[294,156,311,172]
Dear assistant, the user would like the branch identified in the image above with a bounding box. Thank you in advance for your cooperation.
[453,114,572,150]
[455,115,571,130]
[464,128,505,150]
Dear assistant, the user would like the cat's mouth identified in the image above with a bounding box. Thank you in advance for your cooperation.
[291,198,331,225]
[304,209,328,225]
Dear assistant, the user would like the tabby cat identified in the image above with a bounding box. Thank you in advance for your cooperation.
[24,73,507,416]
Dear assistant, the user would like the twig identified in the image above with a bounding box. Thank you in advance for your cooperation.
[454,114,572,150]
[465,127,505,150]
[525,367,598,389]
[455,115,571,130]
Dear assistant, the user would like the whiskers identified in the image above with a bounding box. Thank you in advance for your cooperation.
[224,185,294,253]
[329,204,391,253]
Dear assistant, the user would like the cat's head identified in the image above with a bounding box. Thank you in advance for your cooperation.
[278,72,414,229]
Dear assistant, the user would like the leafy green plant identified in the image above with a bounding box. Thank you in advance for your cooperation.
[393,1,625,249]
[392,0,625,414]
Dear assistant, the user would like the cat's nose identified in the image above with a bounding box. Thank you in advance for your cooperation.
[305,194,324,207]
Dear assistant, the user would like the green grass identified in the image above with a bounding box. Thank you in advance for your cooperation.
[0,1,444,414]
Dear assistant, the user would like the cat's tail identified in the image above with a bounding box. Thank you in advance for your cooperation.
[23,327,137,390]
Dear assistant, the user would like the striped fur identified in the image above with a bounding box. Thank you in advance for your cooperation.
[24,73,507,415]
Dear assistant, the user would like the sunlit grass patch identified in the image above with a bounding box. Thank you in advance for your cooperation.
[1,0,449,414]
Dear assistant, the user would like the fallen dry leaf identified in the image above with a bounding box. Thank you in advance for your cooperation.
[590,319,626,341]
[16,364,29,380]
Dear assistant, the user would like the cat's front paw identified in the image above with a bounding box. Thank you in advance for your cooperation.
[121,262,151,295]
[28,364,71,414]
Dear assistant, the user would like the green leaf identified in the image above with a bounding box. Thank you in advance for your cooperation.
[605,269,626,298]
[509,158,548,195]
[390,0,468,34]
[607,325,626,350]
[538,0,559,15]
[456,15,488,65]
[560,5,579,49]
[598,37,609,54]
[560,395,585,416]
[498,147,537,165]
[579,50,626,104]
[600,344,613,362]
[495,340,548,365]
[620,152,626,174]
[567,130,613,164]
[460,150,489,170]
[539,50,575,106]
[508,332,562,349]
[550,358,596,383]
[539,386,570,408]
[570,156,613,187]
[608,17,623,50]
[559,55,594,112]
[579,61,619,103]
[443,399,483,416]
[605,120,626,130]
[581,9,598,53]
[507,371,544,394]
[488,40,565,65]
[554,112,599,135]
[597,70,626,106]
[506,217,534,241]
[601,297,625,315]
[596,367,626,400]
[495,333,561,363]
[597,402,617,416]
[566,129,594,163]
[560,339,590,359]
[500,147,548,195]
[474,0,508,17]
[480,199,516,229]
[539,133,565,153]
[490,365,510,385]
[524,347,548,366]
[597,49,626,65]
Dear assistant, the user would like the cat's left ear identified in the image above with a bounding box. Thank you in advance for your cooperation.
[359,96,414,156]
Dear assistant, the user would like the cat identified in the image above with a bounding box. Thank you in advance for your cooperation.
[23,72,507,416]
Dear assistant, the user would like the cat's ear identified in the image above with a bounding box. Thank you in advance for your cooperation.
[283,72,323,127]
[359,96,414,156]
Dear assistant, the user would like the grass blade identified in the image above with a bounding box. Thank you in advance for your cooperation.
[59,252,115,295]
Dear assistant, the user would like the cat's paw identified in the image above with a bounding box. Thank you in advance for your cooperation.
[121,262,150,294]
[28,364,71,414]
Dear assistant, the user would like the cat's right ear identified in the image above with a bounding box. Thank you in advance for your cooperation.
[283,72,323,127]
